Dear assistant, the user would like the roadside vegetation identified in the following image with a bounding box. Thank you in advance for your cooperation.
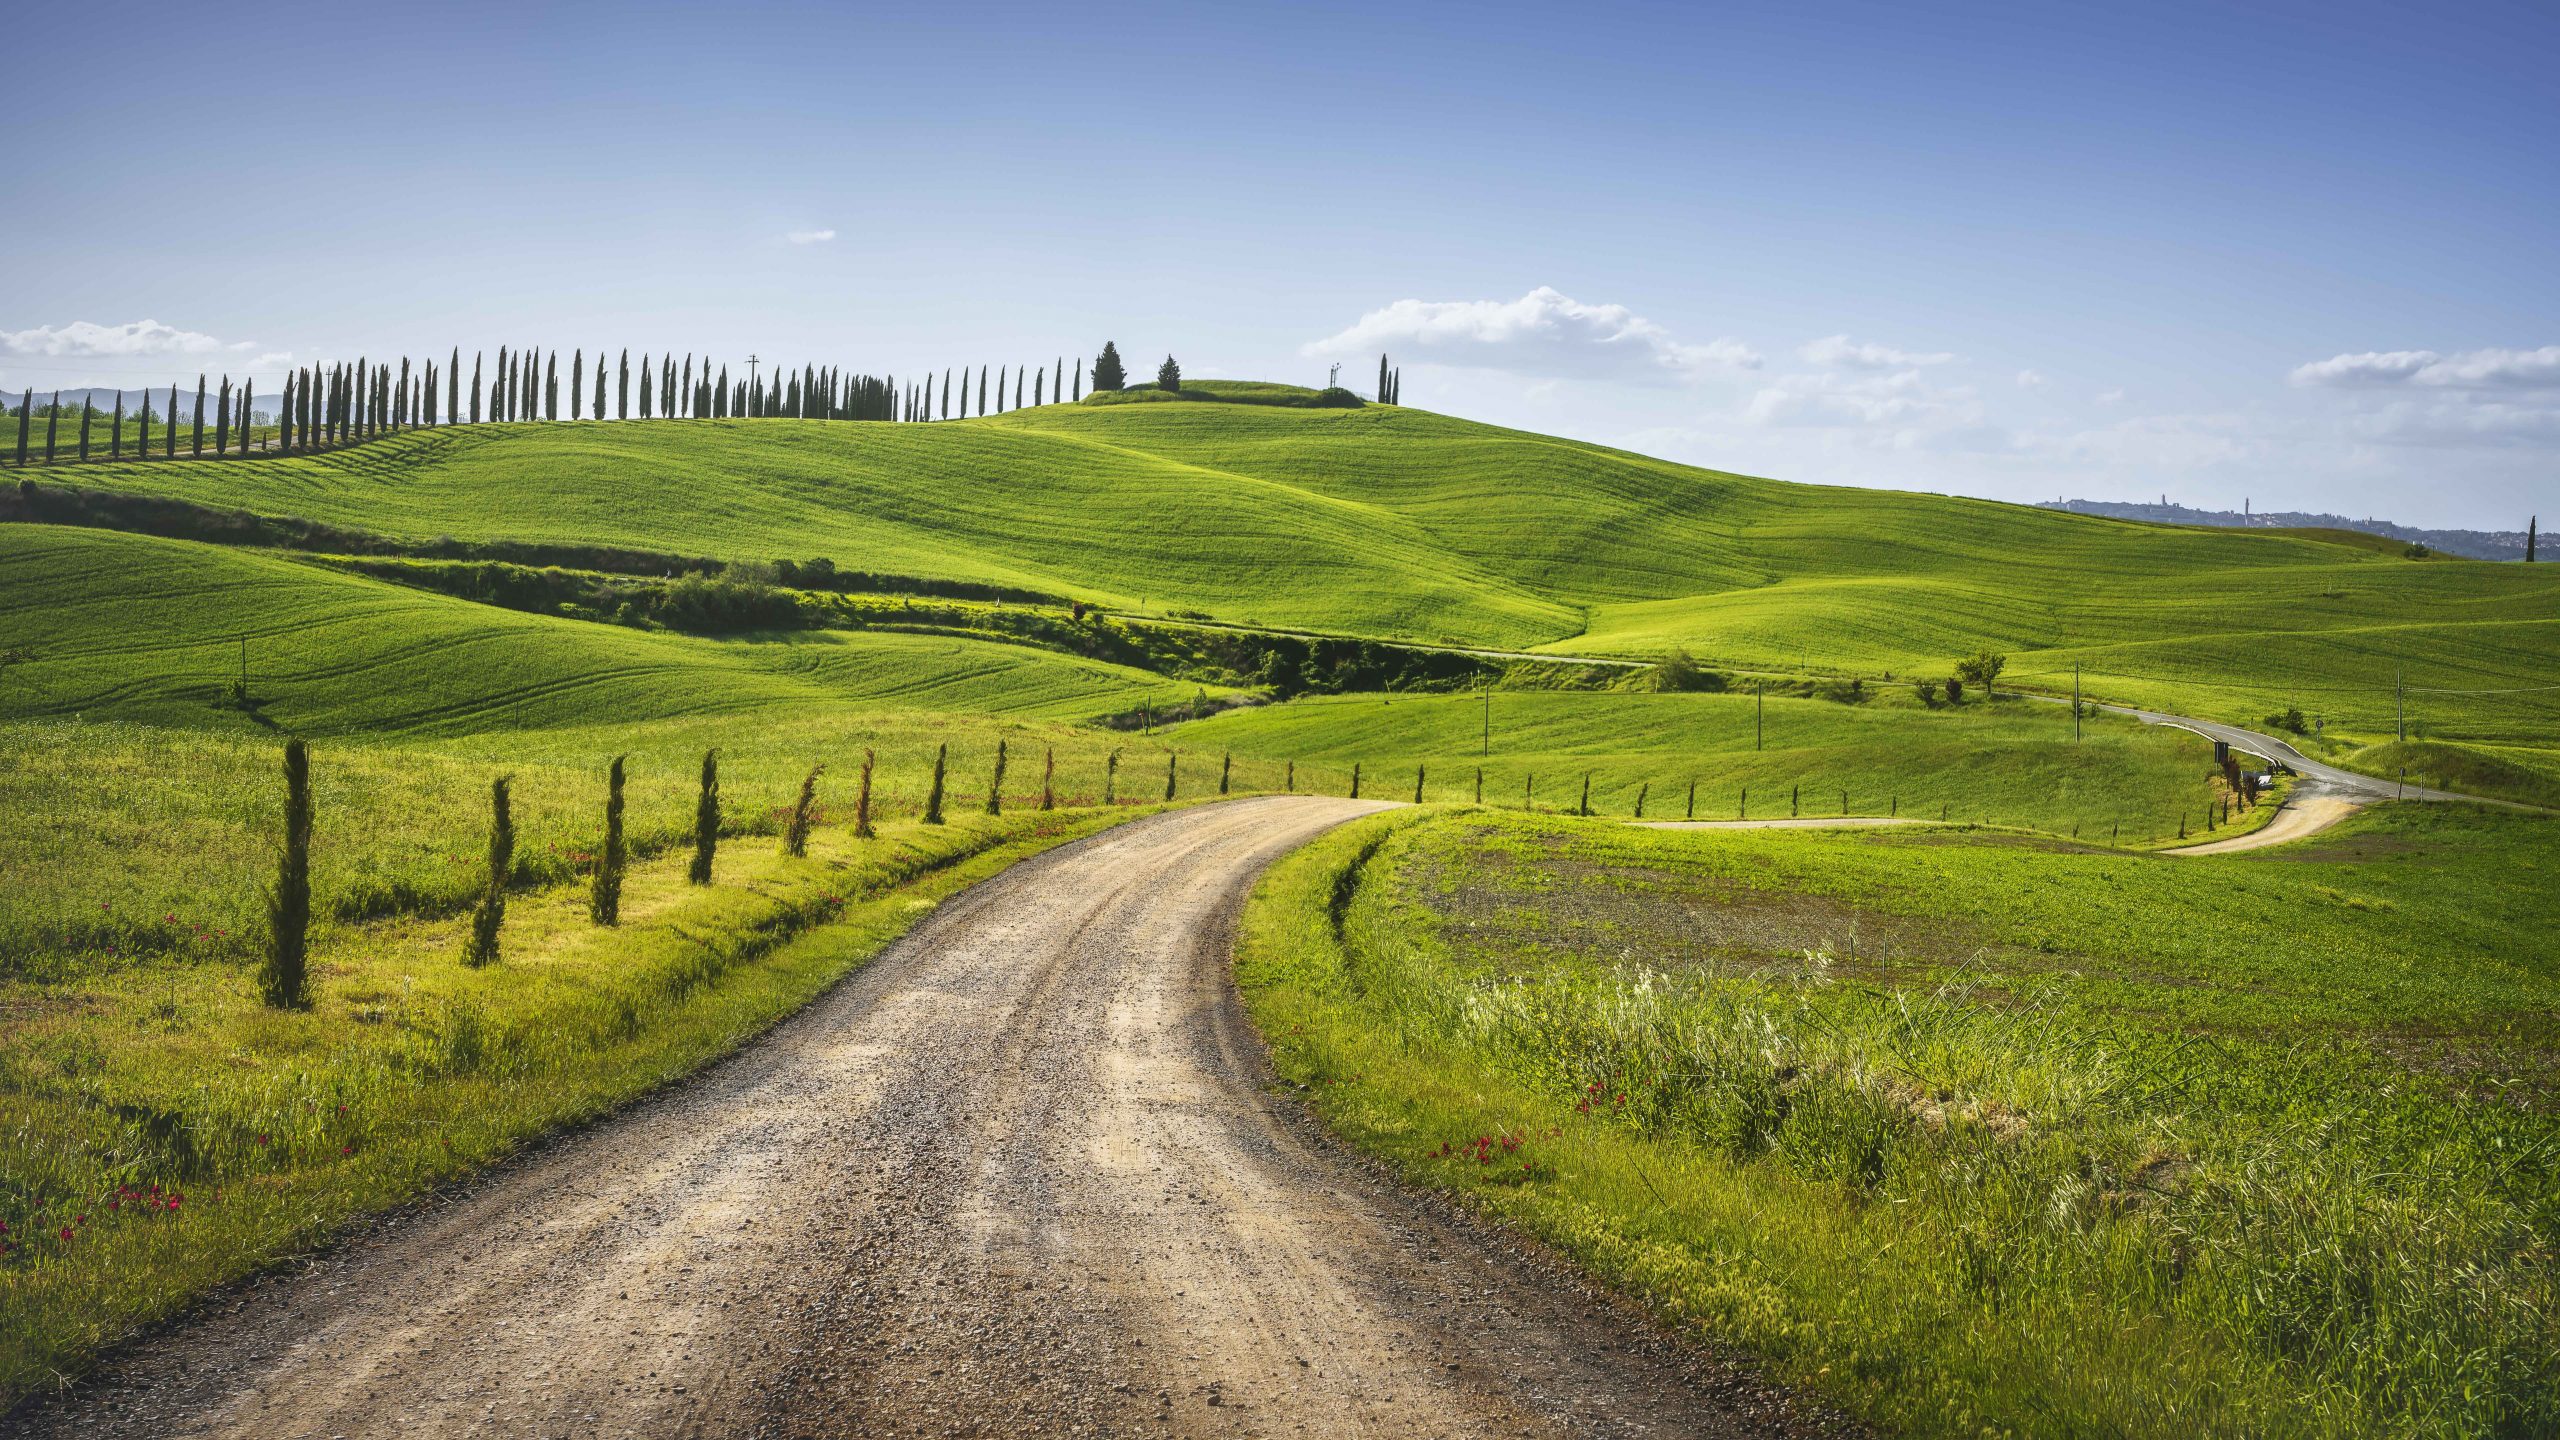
[1236,805,2560,1438]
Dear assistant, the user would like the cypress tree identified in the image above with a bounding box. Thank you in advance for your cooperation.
[1014,366,1024,410]
[1073,365,1082,401]
[78,393,94,462]
[977,365,988,415]
[2529,516,2539,563]
[594,352,607,418]
[995,365,1006,413]
[1415,764,1427,804]
[110,393,123,459]
[397,359,411,431]
[44,392,59,463]
[470,353,483,423]
[589,755,627,924]
[853,748,876,839]
[923,743,949,824]
[985,740,1007,815]
[1106,750,1119,804]
[280,373,295,453]
[1579,772,1593,816]
[545,351,558,420]
[496,347,511,422]
[1379,353,1390,401]
[1092,342,1126,392]
[445,348,457,425]
[716,365,729,418]
[1165,750,1178,801]
[239,380,252,453]
[670,357,681,417]
[215,378,230,455]
[689,749,720,883]
[1351,762,1362,799]
[1041,746,1055,811]
[939,368,950,420]
[680,355,693,418]
[1034,368,1045,407]
[570,349,584,420]
[12,389,27,468]
[639,353,653,419]
[1220,752,1232,795]
[192,375,206,455]
[1054,356,1064,404]
[783,764,823,857]
[619,349,631,420]
[262,737,314,1008]
[463,775,514,967]
[157,384,170,457]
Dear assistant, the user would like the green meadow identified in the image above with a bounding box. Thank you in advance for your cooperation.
[51,399,2557,781]
[1237,805,2560,1439]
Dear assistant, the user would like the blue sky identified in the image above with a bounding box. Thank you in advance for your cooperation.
[3,0,2553,527]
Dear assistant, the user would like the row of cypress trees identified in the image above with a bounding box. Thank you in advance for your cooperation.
[1376,353,1401,404]
[6,344,1144,467]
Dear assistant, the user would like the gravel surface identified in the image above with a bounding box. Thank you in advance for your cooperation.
[18,797,1832,1439]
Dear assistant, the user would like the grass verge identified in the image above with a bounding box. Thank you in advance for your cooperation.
[1234,806,2560,1438]
[0,800,1157,1404]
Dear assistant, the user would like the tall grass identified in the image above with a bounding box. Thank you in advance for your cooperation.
[1236,809,2560,1439]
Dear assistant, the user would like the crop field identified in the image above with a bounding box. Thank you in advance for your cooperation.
[1173,686,2242,840]
[50,401,2557,777]
[1237,804,2560,1438]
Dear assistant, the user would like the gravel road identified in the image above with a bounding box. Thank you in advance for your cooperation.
[21,797,1825,1440]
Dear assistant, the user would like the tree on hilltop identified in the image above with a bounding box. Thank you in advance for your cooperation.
[1091,342,1126,393]
[1158,355,1182,392]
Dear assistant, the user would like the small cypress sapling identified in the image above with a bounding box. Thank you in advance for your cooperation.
[784,764,824,856]
[1792,785,1800,817]
[923,743,948,823]
[463,776,514,966]
[1106,750,1119,804]
[1285,760,1294,792]
[1413,763,1426,805]
[853,748,877,839]
[1041,746,1055,811]
[1351,763,1362,799]
[1686,778,1697,819]
[261,737,314,1008]
[1164,750,1177,802]
[589,755,627,925]
[985,740,1007,815]
[1635,782,1647,818]
[1578,772,1591,816]
[1220,752,1231,795]
[689,748,720,883]
[1475,767,1484,804]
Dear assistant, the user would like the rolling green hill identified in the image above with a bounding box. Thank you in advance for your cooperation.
[38,394,2560,771]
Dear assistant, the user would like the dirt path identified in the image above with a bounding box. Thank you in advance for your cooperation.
[2163,792,2363,856]
[1636,817,1923,832]
[20,798,1822,1440]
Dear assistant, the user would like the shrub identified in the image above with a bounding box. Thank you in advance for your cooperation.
[923,742,948,824]
[1914,678,1942,707]
[589,755,627,925]
[462,776,513,967]
[2265,706,2309,735]
[1650,647,1728,693]
[261,738,313,1008]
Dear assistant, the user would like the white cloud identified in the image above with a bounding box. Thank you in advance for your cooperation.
[1796,334,1956,370]
[0,318,247,358]
[2096,388,2127,405]
[1302,287,1759,381]
[1740,367,1984,449]
[2291,345,2560,390]
[2015,369,2046,389]
[784,228,837,245]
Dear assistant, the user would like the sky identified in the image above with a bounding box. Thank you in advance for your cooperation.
[3,0,2553,529]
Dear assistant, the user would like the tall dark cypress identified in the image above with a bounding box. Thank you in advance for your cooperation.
[447,347,459,426]
[497,347,511,421]
[163,384,177,457]
[278,373,293,453]
[716,365,729,418]
[78,394,93,461]
[44,392,59,463]
[1054,356,1064,404]
[618,349,630,420]
[470,354,483,423]
[1014,367,1024,410]
[136,390,150,458]
[977,365,987,416]
[1379,353,1390,402]
[110,393,123,459]
[12,389,27,468]
[239,380,252,454]
[1034,367,1044,407]
[192,374,206,455]
[940,368,950,420]
[396,360,410,429]
[592,349,606,418]
[216,377,232,455]
[680,355,692,418]
[667,356,679,416]
[570,349,584,420]
[545,352,558,420]
[640,353,654,418]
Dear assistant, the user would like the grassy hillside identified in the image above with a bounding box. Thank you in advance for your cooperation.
[1174,687,2238,839]
[0,525,1203,736]
[51,405,2556,769]
[1239,805,2560,1437]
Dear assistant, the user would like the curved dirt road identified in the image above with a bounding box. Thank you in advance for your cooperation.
[22,797,1817,1440]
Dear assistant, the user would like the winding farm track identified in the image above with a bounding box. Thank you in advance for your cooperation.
[19,797,1825,1440]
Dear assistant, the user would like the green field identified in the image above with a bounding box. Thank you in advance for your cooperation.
[1173,686,2245,839]
[1238,805,2560,1438]
[48,401,2557,776]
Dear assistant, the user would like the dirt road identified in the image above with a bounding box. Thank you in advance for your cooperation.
[22,797,1818,1440]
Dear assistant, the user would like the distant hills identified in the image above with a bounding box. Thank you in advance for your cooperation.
[2038,497,2530,561]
